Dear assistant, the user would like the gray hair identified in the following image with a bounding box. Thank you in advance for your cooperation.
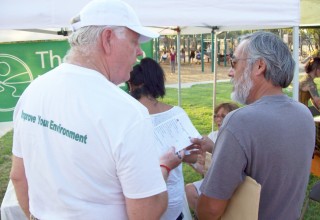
[64,25,126,61]
[239,31,295,88]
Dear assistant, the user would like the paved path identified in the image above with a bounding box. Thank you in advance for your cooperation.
[166,79,229,88]
[0,122,13,138]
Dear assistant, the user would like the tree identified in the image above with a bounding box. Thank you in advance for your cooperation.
[306,28,320,47]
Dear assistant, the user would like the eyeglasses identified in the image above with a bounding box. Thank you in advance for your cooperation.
[230,56,252,68]
[214,115,226,120]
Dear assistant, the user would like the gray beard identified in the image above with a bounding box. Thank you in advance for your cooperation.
[230,66,253,105]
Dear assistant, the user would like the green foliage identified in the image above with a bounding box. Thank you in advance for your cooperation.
[303,28,320,47]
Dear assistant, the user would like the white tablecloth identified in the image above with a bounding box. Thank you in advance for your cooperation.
[1,180,28,220]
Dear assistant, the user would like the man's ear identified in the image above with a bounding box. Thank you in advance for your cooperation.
[255,58,266,76]
[101,29,112,54]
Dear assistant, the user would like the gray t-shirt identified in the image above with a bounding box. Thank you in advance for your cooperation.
[201,95,315,220]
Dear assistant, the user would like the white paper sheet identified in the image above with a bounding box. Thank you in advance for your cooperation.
[154,113,201,152]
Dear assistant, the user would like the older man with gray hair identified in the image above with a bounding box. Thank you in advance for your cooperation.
[10,0,184,219]
[194,31,315,220]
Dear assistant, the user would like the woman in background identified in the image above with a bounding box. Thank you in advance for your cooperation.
[170,47,177,73]
[299,57,320,116]
[127,57,199,220]
[299,57,320,157]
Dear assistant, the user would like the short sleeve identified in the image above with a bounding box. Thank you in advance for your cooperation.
[200,128,247,200]
[12,99,23,158]
[115,119,167,199]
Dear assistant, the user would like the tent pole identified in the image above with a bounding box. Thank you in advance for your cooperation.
[224,32,227,67]
[201,34,204,72]
[211,31,214,72]
[155,38,159,62]
[177,27,181,106]
[292,26,299,101]
[212,30,218,133]
[187,36,190,64]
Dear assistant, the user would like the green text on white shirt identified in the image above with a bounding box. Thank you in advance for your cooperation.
[21,110,88,144]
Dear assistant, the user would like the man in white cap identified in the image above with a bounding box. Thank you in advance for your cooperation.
[10,0,183,219]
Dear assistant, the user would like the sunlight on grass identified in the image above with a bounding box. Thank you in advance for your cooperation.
[0,130,13,203]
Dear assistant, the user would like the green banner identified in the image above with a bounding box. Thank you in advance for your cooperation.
[0,40,153,122]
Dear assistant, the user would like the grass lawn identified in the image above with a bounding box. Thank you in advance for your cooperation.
[1,82,319,218]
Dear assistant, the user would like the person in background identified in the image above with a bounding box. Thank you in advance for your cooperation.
[185,102,239,215]
[299,57,320,157]
[302,45,319,64]
[10,0,182,219]
[206,44,212,63]
[189,49,195,63]
[195,50,201,64]
[181,48,186,63]
[170,47,177,73]
[127,57,200,220]
[161,50,168,63]
[299,57,320,116]
[194,31,315,220]
[311,45,320,58]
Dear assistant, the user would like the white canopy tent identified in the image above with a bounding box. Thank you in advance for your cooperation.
[1,0,301,104]
[1,0,299,30]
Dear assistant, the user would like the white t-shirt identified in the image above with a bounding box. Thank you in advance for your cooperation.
[150,106,188,220]
[12,63,166,220]
[208,130,218,143]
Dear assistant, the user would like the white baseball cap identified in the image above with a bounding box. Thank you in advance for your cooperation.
[71,0,159,43]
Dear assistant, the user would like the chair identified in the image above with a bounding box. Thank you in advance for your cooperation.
[299,181,320,220]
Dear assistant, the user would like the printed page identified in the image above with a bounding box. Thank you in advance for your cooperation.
[154,113,201,152]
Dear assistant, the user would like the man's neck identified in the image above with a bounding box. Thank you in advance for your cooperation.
[67,54,111,81]
[247,83,283,104]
